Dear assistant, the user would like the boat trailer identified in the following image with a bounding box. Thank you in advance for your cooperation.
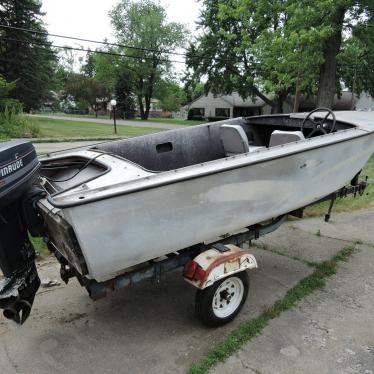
[84,215,285,326]
[0,163,368,326]
[86,214,286,300]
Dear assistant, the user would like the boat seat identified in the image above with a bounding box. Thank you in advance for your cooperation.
[269,130,305,147]
[220,124,261,156]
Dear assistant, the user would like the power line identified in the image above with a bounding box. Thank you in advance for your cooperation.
[1,25,367,74]
[0,35,266,72]
[0,36,365,76]
[0,24,187,57]
[0,23,259,68]
[0,22,372,70]
[0,37,186,64]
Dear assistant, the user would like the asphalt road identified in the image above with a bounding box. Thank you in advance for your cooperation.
[30,114,189,130]
[1,209,373,373]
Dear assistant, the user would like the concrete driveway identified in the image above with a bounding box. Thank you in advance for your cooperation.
[0,209,373,373]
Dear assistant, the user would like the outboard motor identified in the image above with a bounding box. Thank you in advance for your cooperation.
[0,140,43,324]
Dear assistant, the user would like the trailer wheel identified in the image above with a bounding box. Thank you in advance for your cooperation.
[195,271,249,327]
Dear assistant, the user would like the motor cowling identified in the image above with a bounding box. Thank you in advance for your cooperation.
[0,140,43,324]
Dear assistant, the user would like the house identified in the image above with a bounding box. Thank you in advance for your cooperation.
[356,91,374,111]
[186,91,374,119]
[186,92,283,119]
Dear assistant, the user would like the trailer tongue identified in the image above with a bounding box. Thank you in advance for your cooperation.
[0,141,42,324]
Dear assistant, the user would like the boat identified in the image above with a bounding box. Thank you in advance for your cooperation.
[0,108,373,326]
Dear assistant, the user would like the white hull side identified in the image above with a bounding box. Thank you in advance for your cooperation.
[64,134,374,281]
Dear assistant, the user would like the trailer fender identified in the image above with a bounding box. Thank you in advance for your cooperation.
[183,244,257,290]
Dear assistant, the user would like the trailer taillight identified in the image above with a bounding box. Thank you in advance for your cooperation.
[194,267,206,281]
[183,261,197,279]
[183,261,206,281]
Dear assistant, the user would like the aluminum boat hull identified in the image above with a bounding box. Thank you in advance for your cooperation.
[43,129,374,281]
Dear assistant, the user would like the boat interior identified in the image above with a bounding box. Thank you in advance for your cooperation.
[90,113,355,172]
[39,113,357,194]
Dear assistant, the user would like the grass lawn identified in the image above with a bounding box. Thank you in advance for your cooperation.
[36,112,203,126]
[304,154,374,217]
[30,117,164,139]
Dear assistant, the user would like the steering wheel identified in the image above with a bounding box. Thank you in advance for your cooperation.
[300,107,336,138]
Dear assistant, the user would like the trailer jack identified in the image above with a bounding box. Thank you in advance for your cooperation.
[324,176,368,222]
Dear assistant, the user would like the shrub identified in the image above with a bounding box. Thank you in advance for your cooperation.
[187,109,205,121]
[124,110,136,119]
[0,106,40,139]
[207,116,230,122]
[190,115,205,121]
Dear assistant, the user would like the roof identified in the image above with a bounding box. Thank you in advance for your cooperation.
[187,91,274,108]
[220,92,274,108]
[288,91,356,111]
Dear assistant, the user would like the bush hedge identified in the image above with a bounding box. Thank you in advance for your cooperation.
[207,116,230,122]
[0,106,40,139]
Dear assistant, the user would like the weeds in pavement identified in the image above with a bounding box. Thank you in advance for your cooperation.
[188,245,356,374]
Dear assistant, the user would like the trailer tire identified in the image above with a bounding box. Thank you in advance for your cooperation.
[195,271,249,327]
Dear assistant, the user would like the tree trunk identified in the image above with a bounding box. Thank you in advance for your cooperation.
[143,68,156,120]
[138,95,145,119]
[270,90,289,114]
[275,97,283,113]
[293,85,301,113]
[316,8,346,108]
[252,87,277,112]
[137,75,146,119]
[144,97,151,120]
[293,54,302,113]
[351,57,357,110]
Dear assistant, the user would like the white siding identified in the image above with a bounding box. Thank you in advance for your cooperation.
[356,92,374,111]
[187,92,292,117]
[189,93,233,117]
[260,101,292,115]
[282,101,293,114]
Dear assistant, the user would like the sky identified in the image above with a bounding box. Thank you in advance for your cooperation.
[41,0,201,47]
[40,0,202,74]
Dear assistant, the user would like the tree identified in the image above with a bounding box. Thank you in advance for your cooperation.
[154,79,187,112]
[183,81,204,104]
[0,75,17,111]
[81,50,96,78]
[110,0,186,119]
[80,47,121,92]
[0,0,56,111]
[65,73,110,117]
[338,21,374,107]
[114,68,136,119]
[186,0,374,111]
[185,0,288,113]
[294,0,373,108]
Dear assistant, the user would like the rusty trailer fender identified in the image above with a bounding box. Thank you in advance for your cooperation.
[183,244,257,289]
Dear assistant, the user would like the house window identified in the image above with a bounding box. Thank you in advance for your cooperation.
[233,107,261,117]
[190,108,205,116]
[215,108,230,117]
